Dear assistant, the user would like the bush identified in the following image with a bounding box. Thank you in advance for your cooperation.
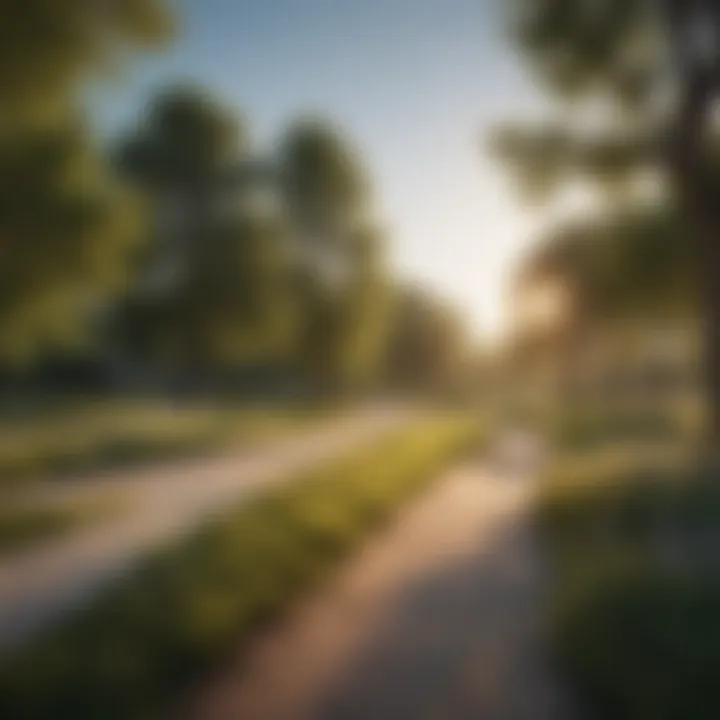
[540,452,720,720]
[538,459,720,560]
[553,407,685,450]
[552,561,720,720]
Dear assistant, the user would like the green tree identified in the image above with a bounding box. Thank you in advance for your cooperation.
[495,0,720,445]
[278,119,389,393]
[278,118,368,256]
[0,0,173,127]
[510,203,695,399]
[116,87,295,377]
[383,286,470,395]
[0,0,173,366]
[331,224,394,392]
[0,123,142,363]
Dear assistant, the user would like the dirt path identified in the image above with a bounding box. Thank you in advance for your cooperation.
[0,406,408,652]
[187,460,576,720]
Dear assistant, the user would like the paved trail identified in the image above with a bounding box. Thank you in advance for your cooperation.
[0,406,407,652]
[187,459,576,720]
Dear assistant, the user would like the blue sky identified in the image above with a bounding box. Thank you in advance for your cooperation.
[96,0,542,340]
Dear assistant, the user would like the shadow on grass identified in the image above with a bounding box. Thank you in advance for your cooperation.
[540,453,720,720]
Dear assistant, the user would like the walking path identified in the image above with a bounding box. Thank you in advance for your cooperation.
[186,457,576,720]
[0,405,408,652]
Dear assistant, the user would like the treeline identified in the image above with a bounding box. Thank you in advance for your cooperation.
[0,2,473,400]
[111,86,391,396]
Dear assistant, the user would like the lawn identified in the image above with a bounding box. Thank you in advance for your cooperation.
[0,399,326,486]
[0,497,124,555]
[0,413,479,719]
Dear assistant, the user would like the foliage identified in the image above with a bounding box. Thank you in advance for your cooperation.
[114,98,396,390]
[115,87,297,372]
[0,0,173,126]
[278,119,391,392]
[382,285,471,394]
[516,202,697,327]
[552,561,720,720]
[0,4,466,392]
[550,405,687,450]
[0,0,174,364]
[278,117,369,246]
[493,0,720,438]
[118,86,247,188]
[509,0,659,104]
[538,435,720,720]
[0,124,143,363]
[494,0,700,338]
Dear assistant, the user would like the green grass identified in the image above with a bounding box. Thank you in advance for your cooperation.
[0,400,323,486]
[550,405,688,450]
[0,507,90,554]
[0,499,123,555]
[0,415,478,719]
[539,433,720,720]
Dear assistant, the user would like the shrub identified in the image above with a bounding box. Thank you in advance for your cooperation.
[540,452,720,720]
[552,561,720,720]
[553,407,684,450]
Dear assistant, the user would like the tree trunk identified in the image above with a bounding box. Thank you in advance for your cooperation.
[671,69,720,449]
[698,235,720,446]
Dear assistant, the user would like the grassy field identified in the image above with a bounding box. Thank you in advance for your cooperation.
[537,407,720,720]
[0,399,326,487]
[547,402,697,451]
[0,414,479,719]
[0,497,124,555]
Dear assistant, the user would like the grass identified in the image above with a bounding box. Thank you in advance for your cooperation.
[538,415,720,720]
[550,405,689,451]
[0,399,324,486]
[0,414,478,720]
[0,499,123,555]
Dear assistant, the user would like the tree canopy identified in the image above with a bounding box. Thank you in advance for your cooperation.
[0,0,173,127]
[115,88,295,373]
[495,0,707,333]
[0,123,141,362]
[0,0,175,366]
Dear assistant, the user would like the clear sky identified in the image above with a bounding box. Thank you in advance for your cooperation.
[96,0,542,342]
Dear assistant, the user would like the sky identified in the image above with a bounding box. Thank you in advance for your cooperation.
[96,0,543,342]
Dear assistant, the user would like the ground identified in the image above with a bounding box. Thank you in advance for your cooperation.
[185,456,577,720]
[0,405,407,650]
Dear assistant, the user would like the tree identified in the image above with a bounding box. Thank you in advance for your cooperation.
[0,122,142,363]
[510,202,696,399]
[0,1,173,367]
[496,0,720,446]
[277,119,389,393]
[0,0,173,128]
[146,213,295,375]
[278,118,368,260]
[513,202,696,334]
[330,224,394,392]
[115,87,294,378]
[382,286,470,395]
